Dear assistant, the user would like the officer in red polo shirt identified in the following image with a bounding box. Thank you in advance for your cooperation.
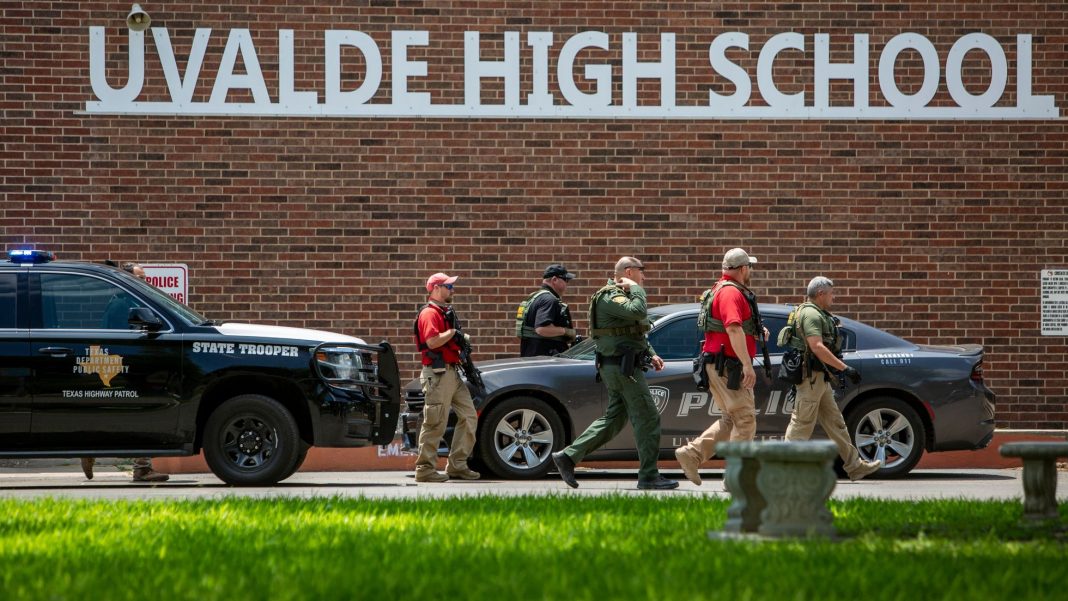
[412,273,480,483]
[674,248,767,486]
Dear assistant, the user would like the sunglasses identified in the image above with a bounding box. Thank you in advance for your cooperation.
[437,283,454,290]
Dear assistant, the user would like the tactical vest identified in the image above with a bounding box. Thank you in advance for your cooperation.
[698,280,760,336]
[515,288,569,339]
[781,302,840,354]
[587,283,651,338]
[413,303,453,358]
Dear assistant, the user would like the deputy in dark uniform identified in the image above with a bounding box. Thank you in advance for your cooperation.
[518,264,577,357]
[552,257,678,490]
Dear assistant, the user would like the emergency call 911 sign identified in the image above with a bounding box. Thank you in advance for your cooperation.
[141,264,189,305]
[1041,269,1068,336]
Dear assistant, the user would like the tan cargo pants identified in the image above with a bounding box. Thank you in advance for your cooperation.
[784,376,863,471]
[676,363,757,464]
[415,365,477,474]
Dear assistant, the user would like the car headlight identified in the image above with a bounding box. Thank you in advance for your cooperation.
[315,347,367,384]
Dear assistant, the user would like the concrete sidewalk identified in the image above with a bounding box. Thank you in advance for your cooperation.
[1,466,1066,503]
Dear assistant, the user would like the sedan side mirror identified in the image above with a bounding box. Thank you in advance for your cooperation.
[128,307,164,331]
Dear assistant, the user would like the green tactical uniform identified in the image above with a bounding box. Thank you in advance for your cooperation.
[561,280,662,481]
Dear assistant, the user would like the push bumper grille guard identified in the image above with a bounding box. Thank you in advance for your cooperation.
[313,341,401,445]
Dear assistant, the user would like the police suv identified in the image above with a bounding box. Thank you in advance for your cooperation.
[0,250,400,485]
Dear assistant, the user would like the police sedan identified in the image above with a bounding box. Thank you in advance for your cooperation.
[400,303,996,479]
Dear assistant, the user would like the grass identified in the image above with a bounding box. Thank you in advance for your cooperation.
[0,495,1065,601]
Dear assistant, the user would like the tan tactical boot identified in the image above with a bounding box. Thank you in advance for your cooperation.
[446,468,481,480]
[674,447,702,486]
[80,457,95,480]
[847,459,882,481]
[415,470,449,483]
[132,467,170,482]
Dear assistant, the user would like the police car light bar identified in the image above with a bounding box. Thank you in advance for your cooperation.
[7,249,55,264]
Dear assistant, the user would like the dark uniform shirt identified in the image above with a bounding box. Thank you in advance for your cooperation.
[519,285,573,357]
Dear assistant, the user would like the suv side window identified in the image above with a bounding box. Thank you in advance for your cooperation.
[648,316,702,360]
[40,274,144,330]
[0,274,15,329]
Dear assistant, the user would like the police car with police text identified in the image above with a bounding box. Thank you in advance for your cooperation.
[0,250,400,485]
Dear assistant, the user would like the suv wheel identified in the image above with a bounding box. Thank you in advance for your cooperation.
[477,396,565,479]
[846,397,925,478]
[204,394,302,486]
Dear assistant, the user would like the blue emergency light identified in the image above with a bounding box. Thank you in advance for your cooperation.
[7,249,55,264]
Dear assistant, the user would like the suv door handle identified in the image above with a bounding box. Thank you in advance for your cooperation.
[38,347,73,357]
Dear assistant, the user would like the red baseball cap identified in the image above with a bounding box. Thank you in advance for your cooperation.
[425,272,458,292]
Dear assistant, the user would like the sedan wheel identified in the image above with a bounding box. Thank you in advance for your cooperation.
[846,397,926,478]
[478,396,565,479]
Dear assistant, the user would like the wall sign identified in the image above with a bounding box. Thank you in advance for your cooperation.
[142,263,188,304]
[1041,269,1068,336]
[84,28,1058,120]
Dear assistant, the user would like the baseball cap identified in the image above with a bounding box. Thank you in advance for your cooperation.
[543,264,576,280]
[425,272,458,292]
[722,248,758,269]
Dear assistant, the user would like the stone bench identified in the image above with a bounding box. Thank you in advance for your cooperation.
[1000,441,1068,521]
[716,440,839,538]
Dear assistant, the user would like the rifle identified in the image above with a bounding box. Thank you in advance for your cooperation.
[747,292,773,379]
[444,307,487,397]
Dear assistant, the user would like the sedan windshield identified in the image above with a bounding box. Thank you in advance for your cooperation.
[558,313,670,361]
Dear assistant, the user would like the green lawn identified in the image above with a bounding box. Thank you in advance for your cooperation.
[0,495,1065,600]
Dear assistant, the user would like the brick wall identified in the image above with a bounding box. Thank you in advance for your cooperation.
[2,1,1066,427]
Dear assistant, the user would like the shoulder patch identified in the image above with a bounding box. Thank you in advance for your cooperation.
[611,295,629,304]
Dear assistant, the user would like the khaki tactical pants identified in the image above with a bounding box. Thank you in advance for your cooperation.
[415,365,477,474]
[784,377,863,471]
[677,363,756,464]
[563,364,662,481]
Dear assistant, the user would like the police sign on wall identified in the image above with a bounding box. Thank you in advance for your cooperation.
[84,27,1058,120]
[142,263,189,304]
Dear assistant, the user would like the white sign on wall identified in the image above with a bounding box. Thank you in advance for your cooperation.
[1041,269,1068,336]
[142,263,189,305]
[83,28,1059,120]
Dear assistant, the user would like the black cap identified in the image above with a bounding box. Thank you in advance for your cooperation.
[543,264,576,280]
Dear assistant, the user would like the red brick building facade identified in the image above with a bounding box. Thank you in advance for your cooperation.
[2,1,1065,428]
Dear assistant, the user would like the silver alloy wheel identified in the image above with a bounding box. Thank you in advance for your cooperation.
[493,408,555,471]
[852,407,915,469]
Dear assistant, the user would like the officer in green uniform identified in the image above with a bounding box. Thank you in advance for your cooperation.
[552,257,678,490]
[782,276,881,481]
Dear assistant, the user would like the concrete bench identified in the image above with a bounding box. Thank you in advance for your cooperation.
[714,440,838,538]
[1000,442,1068,521]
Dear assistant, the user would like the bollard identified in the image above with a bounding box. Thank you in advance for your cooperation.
[754,441,838,538]
[717,441,765,534]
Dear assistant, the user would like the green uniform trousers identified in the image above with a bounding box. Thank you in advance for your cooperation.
[562,364,662,481]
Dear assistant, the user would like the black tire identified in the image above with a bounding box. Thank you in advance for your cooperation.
[279,441,311,481]
[477,396,565,479]
[203,394,302,486]
[845,396,926,478]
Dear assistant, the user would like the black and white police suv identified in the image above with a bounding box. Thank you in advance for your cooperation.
[0,250,400,485]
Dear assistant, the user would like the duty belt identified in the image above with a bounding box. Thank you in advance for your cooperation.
[590,323,651,337]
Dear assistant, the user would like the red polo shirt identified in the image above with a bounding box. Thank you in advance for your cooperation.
[415,302,461,365]
[702,276,757,359]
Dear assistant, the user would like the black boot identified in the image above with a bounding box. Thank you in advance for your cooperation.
[637,475,679,490]
[552,451,579,488]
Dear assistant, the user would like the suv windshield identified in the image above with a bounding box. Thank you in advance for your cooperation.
[120,271,209,326]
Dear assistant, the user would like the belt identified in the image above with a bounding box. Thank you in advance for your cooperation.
[598,354,625,364]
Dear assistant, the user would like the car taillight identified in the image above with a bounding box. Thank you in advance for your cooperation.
[970,360,984,382]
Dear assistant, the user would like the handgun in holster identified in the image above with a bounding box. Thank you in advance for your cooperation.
[428,350,446,372]
[724,357,742,391]
[714,344,727,376]
[619,350,637,378]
